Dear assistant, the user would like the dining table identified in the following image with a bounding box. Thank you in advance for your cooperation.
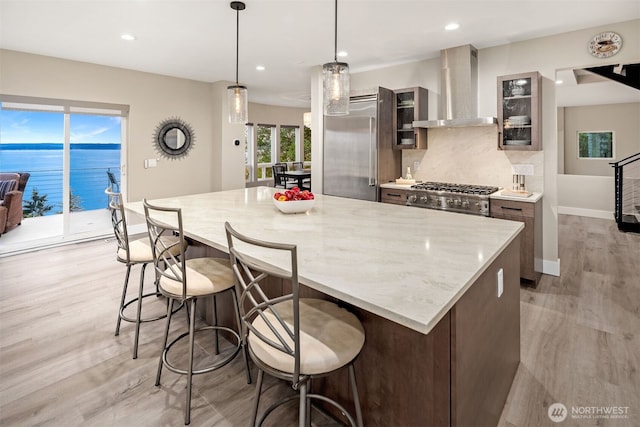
[282,169,311,189]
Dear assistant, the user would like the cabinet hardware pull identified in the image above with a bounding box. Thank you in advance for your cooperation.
[387,193,401,197]
[501,206,523,211]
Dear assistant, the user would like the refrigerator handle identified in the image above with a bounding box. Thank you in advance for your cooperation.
[369,117,376,186]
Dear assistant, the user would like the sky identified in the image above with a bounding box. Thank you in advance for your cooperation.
[0,109,122,144]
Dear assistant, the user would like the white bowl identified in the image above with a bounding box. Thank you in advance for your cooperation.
[273,198,315,214]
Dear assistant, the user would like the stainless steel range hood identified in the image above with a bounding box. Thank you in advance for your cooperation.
[414,44,497,128]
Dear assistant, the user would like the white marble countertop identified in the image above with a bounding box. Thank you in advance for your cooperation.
[490,190,543,203]
[380,182,415,190]
[126,187,523,335]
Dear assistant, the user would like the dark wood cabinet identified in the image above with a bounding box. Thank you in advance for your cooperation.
[394,87,428,150]
[380,188,409,205]
[490,197,542,286]
[497,71,542,151]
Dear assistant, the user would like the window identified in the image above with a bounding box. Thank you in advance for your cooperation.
[279,126,297,163]
[256,124,275,178]
[578,131,614,159]
[244,125,254,181]
[303,125,311,162]
[245,122,309,184]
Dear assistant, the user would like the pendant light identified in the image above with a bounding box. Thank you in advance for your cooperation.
[322,0,349,116]
[228,1,248,124]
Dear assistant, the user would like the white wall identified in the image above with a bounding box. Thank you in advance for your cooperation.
[558,175,615,219]
[0,49,248,202]
[562,102,640,176]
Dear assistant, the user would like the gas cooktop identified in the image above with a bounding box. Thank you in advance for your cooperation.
[407,181,500,216]
[411,182,499,196]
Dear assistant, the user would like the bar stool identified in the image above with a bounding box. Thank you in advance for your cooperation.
[143,200,251,425]
[107,190,185,359]
[224,221,365,427]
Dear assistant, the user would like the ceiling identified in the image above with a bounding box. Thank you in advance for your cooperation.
[1,1,639,108]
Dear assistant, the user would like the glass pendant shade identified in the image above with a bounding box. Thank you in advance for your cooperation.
[227,84,248,124]
[322,61,350,116]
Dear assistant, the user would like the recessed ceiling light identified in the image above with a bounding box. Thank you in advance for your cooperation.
[444,23,459,31]
[555,80,564,85]
[256,65,265,71]
[337,51,348,58]
[121,34,136,41]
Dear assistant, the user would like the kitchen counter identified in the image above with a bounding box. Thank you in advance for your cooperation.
[126,187,523,426]
[379,182,415,190]
[490,189,543,202]
[127,186,522,335]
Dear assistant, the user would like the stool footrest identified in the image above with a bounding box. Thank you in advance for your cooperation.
[162,325,241,376]
[119,292,183,324]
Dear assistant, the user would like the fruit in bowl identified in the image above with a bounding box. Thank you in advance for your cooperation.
[273,187,315,214]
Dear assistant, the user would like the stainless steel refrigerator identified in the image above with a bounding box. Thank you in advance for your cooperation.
[323,87,400,201]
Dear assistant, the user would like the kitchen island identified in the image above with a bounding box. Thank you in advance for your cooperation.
[127,186,523,426]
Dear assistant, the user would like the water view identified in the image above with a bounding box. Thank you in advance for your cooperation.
[1,143,121,214]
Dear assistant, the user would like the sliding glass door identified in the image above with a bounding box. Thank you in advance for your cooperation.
[0,97,128,253]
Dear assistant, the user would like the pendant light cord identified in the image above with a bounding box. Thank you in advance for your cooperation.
[235,8,240,84]
[333,0,338,61]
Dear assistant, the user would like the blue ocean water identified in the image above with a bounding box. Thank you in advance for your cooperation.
[0,143,121,215]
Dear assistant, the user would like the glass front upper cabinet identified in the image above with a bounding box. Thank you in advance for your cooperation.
[497,71,542,151]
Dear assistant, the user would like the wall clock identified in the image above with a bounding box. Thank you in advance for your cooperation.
[588,32,622,58]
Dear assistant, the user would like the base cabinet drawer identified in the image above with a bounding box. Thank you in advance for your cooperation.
[490,198,542,286]
[380,188,408,205]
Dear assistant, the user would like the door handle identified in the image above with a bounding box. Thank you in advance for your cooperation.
[369,117,376,186]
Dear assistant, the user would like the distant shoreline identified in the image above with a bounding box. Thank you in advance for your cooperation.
[0,143,120,150]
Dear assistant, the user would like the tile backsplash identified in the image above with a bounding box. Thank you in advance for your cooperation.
[403,126,544,193]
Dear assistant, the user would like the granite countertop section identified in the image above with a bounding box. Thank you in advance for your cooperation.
[126,187,523,335]
[380,182,415,190]
[490,190,543,203]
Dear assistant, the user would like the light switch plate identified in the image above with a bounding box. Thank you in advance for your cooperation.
[511,164,534,175]
[497,268,504,298]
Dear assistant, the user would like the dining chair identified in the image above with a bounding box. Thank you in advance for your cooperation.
[144,200,251,425]
[107,189,185,359]
[272,164,296,189]
[292,161,304,171]
[225,221,365,427]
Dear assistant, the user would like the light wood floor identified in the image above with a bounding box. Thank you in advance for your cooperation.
[0,215,638,426]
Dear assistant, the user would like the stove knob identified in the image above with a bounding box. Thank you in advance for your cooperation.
[408,194,417,203]
[419,195,429,203]
[461,200,470,208]
[454,199,462,207]
[446,199,453,206]
[436,199,442,206]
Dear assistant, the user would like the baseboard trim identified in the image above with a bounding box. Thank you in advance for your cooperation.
[537,258,560,277]
[558,206,613,220]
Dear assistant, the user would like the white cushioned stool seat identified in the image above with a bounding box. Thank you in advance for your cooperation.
[159,257,235,297]
[117,235,183,263]
[250,298,365,375]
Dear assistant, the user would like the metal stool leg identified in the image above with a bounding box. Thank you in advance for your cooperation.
[252,369,264,427]
[231,288,252,384]
[349,364,363,427]
[212,295,219,355]
[132,263,148,359]
[156,298,175,386]
[115,264,132,336]
[185,298,197,425]
[298,381,307,427]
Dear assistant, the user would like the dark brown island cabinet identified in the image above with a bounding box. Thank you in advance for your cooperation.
[491,197,543,285]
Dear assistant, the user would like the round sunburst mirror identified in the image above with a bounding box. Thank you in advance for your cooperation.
[153,117,195,159]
